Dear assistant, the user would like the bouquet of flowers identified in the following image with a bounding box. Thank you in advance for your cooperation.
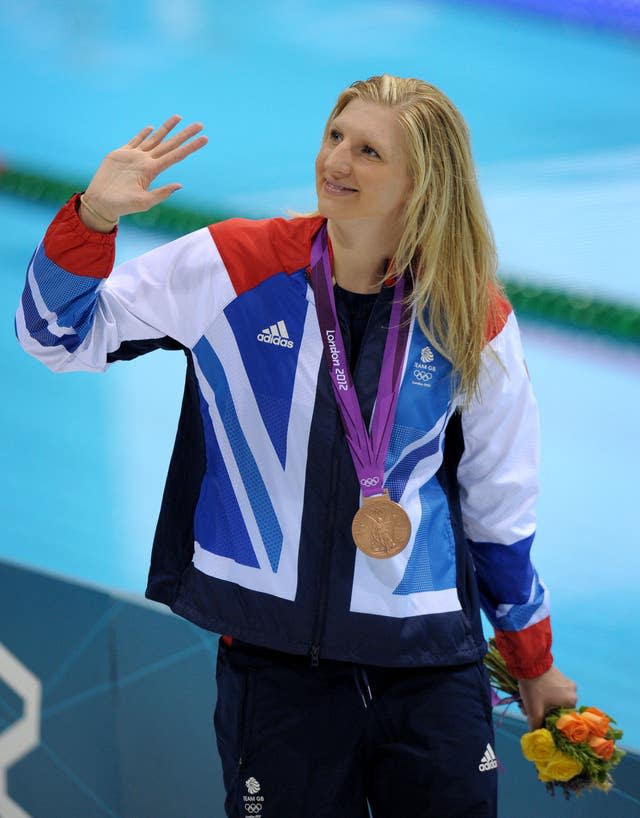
[484,639,625,797]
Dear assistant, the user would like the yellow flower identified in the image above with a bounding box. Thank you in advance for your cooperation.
[535,761,555,782]
[544,750,583,782]
[521,729,556,763]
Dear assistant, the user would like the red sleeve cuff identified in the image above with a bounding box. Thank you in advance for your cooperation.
[494,617,553,679]
[42,193,117,279]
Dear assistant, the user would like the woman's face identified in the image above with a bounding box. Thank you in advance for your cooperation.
[315,99,411,228]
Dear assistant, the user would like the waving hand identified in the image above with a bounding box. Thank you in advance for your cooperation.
[80,115,207,231]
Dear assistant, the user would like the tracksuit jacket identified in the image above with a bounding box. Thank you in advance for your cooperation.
[16,194,553,679]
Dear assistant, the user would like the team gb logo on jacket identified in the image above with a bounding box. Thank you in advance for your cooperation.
[412,345,437,387]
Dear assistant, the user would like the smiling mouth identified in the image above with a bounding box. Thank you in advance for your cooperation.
[324,179,357,194]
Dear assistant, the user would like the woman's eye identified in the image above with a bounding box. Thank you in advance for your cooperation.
[362,145,380,158]
[329,129,342,142]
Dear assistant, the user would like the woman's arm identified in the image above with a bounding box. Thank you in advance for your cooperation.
[15,117,235,372]
[457,307,577,725]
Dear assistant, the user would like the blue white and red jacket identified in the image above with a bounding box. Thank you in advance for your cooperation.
[16,195,553,677]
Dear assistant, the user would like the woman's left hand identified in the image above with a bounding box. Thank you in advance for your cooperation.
[518,665,578,730]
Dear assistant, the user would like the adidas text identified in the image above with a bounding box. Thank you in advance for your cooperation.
[257,320,294,349]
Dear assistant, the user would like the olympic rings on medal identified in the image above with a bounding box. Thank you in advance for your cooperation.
[360,477,380,488]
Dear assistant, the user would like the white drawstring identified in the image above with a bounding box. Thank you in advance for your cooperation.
[352,666,368,709]
[361,667,373,702]
[352,666,374,709]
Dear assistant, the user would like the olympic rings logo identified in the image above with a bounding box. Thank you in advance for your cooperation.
[360,477,380,488]
[413,370,432,382]
[245,805,262,814]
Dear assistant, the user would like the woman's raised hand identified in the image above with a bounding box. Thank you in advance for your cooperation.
[80,115,207,232]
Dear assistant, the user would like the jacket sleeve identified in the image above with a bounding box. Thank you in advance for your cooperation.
[15,194,234,373]
[457,307,553,679]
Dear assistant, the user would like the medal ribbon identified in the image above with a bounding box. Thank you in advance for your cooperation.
[310,224,410,498]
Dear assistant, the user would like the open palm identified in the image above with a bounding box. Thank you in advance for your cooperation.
[83,115,207,223]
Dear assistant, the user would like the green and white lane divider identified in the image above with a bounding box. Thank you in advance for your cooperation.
[2,163,638,345]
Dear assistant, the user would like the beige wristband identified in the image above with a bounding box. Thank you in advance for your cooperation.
[80,194,119,227]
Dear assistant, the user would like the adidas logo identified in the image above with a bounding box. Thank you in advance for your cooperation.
[478,743,498,772]
[257,320,294,349]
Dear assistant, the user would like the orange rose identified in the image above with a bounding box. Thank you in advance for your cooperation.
[556,712,590,743]
[588,736,615,761]
[581,707,610,738]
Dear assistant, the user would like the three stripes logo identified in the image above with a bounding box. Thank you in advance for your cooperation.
[478,743,498,772]
[257,320,294,349]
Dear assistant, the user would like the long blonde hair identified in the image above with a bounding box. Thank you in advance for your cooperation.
[326,75,505,401]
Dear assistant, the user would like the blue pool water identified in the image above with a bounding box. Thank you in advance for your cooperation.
[2,1,639,748]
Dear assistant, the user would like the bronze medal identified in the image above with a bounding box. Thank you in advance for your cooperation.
[352,489,411,559]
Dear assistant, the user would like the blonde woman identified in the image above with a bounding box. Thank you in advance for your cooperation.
[17,75,576,817]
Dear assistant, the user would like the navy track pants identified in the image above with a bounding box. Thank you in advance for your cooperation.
[213,638,497,818]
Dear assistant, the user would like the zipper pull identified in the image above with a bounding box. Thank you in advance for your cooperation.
[310,644,320,668]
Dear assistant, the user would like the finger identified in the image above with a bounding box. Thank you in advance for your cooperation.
[146,183,183,207]
[529,704,546,730]
[151,122,205,159]
[155,135,208,173]
[141,115,183,150]
[128,126,154,148]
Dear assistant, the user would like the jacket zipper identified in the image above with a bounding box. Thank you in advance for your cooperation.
[309,418,342,667]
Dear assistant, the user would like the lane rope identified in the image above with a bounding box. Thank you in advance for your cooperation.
[1,162,638,345]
